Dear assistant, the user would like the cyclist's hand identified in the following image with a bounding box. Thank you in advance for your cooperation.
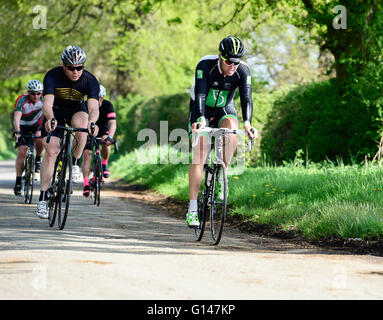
[244,122,258,139]
[192,118,206,133]
[103,136,114,146]
[13,131,21,140]
[45,117,57,132]
[88,121,99,136]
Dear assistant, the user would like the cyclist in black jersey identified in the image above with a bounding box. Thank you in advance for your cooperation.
[36,45,100,218]
[186,35,257,227]
[82,85,117,197]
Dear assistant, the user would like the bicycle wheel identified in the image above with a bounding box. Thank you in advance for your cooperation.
[210,165,227,245]
[26,156,34,204]
[23,157,31,203]
[194,190,208,241]
[56,156,72,230]
[93,156,101,206]
[96,156,102,206]
[48,155,62,228]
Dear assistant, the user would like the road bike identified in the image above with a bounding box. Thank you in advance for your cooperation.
[46,121,88,230]
[192,126,255,245]
[88,135,118,206]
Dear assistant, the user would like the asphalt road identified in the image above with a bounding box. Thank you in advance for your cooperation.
[1,159,383,300]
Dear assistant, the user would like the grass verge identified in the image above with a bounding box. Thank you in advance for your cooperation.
[111,145,383,241]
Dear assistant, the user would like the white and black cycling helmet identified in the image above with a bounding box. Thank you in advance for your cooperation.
[99,85,106,97]
[61,45,87,65]
[26,80,43,92]
[219,35,245,62]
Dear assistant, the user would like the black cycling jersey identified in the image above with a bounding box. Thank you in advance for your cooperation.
[94,99,116,128]
[190,55,253,124]
[43,66,99,109]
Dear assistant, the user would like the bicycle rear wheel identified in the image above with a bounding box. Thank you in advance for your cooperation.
[210,165,227,245]
[56,156,72,230]
[194,190,208,241]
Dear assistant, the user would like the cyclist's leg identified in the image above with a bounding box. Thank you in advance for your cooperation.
[99,126,111,178]
[39,117,63,192]
[34,125,43,172]
[71,110,88,160]
[71,106,88,183]
[15,145,27,178]
[187,104,212,227]
[34,127,44,158]
[81,141,92,197]
[217,104,239,167]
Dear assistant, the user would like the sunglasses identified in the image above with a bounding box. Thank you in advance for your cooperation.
[29,92,42,96]
[66,65,84,71]
[221,55,240,66]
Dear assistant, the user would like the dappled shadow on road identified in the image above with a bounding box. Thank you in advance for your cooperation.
[0,181,349,257]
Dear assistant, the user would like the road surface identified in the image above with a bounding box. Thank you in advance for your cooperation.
[1,159,383,300]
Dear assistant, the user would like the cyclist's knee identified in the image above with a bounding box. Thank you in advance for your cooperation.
[18,146,27,157]
[44,140,60,158]
[219,117,238,129]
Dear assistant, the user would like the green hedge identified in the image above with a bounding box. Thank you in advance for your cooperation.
[261,78,383,164]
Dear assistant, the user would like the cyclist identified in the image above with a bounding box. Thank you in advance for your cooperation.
[12,80,44,196]
[36,45,100,218]
[186,35,256,227]
[81,84,117,197]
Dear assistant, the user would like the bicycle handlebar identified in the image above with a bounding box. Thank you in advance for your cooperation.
[46,120,88,144]
[192,126,256,151]
[89,135,119,154]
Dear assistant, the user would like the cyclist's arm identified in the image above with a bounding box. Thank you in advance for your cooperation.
[107,119,117,138]
[192,61,209,127]
[13,111,22,137]
[238,64,254,137]
[42,70,57,128]
[105,101,117,138]
[42,94,55,122]
[86,74,100,128]
[87,98,99,125]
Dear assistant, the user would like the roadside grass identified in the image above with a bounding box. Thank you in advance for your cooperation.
[111,145,383,241]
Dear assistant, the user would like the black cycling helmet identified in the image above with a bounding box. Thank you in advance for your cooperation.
[61,45,87,65]
[218,35,245,62]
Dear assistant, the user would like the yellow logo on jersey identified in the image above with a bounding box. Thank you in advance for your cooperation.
[55,88,85,101]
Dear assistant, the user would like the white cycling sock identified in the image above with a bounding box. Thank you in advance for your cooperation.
[189,200,198,211]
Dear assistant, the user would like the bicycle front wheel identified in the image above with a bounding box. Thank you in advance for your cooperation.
[56,157,72,230]
[194,191,208,241]
[93,156,102,206]
[48,155,62,228]
[210,165,227,245]
[23,156,34,204]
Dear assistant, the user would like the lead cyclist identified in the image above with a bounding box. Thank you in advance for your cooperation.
[186,35,257,228]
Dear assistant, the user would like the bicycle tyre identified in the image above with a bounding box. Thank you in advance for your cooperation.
[48,155,62,228]
[96,156,102,206]
[93,155,101,206]
[210,165,227,245]
[23,156,32,204]
[27,156,34,204]
[194,191,208,241]
[57,156,72,230]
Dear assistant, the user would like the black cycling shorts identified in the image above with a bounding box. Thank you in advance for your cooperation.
[188,99,238,134]
[40,103,88,140]
[15,124,42,148]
